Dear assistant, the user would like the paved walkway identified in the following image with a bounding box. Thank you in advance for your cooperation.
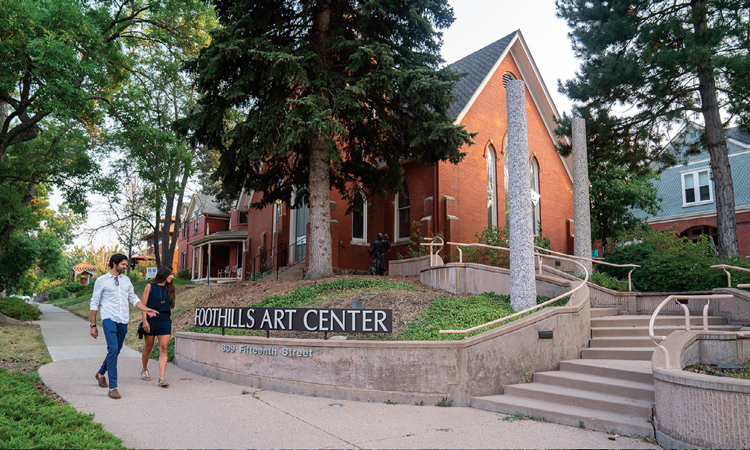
[35,303,661,449]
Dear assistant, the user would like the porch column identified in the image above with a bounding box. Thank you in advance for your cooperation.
[208,243,212,281]
[198,244,204,279]
[241,241,247,280]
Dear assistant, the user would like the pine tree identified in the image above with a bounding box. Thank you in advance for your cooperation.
[556,0,750,257]
[183,0,473,279]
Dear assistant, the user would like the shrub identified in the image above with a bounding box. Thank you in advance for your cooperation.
[47,289,69,301]
[461,226,510,268]
[600,229,750,292]
[398,220,443,260]
[0,297,41,321]
[175,268,191,280]
[578,271,631,292]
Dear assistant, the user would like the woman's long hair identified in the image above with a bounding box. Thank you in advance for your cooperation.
[151,266,176,309]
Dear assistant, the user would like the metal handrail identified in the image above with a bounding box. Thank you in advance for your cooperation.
[710,264,750,288]
[439,243,589,338]
[419,236,444,267]
[648,294,734,369]
[248,238,307,280]
[446,240,639,291]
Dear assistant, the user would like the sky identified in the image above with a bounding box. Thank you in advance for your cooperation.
[57,0,581,250]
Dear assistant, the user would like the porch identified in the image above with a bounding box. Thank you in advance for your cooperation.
[188,231,247,283]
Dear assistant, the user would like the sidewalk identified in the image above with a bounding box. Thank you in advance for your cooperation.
[35,304,660,449]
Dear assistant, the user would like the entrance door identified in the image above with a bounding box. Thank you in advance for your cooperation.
[294,204,309,262]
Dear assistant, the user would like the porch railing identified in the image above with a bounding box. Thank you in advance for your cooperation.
[248,238,307,281]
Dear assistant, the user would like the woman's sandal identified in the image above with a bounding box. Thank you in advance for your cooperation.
[141,370,152,381]
[158,378,170,387]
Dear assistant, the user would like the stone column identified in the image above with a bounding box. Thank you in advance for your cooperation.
[572,117,593,275]
[506,80,537,312]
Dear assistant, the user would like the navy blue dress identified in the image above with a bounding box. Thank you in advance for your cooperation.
[145,284,172,336]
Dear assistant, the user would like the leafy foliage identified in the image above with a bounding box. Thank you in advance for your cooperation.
[0,297,41,321]
[575,271,631,292]
[601,229,750,292]
[0,369,125,449]
[252,278,419,309]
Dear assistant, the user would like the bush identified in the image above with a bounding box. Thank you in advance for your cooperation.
[0,297,41,321]
[175,267,191,280]
[600,229,750,292]
[47,289,69,301]
[578,271,631,292]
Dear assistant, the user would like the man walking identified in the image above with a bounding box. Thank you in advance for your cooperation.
[90,254,157,399]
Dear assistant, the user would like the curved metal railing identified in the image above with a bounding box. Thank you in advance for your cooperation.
[437,242,589,338]
[648,294,734,369]
[710,264,750,288]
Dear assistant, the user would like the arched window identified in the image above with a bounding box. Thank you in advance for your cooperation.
[486,144,498,228]
[352,191,367,242]
[395,182,411,241]
[530,157,541,236]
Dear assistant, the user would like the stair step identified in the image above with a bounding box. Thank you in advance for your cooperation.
[590,307,620,318]
[502,383,653,416]
[589,336,657,348]
[559,359,653,384]
[471,394,654,438]
[591,315,727,328]
[592,324,741,338]
[581,346,655,361]
[532,371,654,401]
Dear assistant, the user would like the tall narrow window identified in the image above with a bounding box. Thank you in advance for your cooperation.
[530,158,541,236]
[487,145,498,227]
[352,192,367,242]
[396,182,411,241]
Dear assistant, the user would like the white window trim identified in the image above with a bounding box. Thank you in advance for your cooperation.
[394,193,411,242]
[681,168,714,207]
[487,145,498,228]
[351,192,368,244]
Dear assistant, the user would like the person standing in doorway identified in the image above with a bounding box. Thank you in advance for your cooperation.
[140,266,175,387]
[90,254,158,399]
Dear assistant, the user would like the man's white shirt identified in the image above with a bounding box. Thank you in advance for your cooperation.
[89,272,141,324]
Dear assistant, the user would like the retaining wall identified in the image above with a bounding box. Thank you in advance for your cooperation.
[652,330,750,449]
[175,280,590,406]
[388,255,444,277]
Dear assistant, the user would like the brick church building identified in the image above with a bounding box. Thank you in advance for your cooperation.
[179,30,575,280]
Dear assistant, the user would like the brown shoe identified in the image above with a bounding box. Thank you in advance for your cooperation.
[95,372,108,388]
[108,388,121,399]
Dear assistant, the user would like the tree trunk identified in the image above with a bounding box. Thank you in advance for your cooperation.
[693,0,739,258]
[304,0,334,280]
[161,191,175,269]
[167,169,190,273]
[153,210,162,268]
[305,136,334,280]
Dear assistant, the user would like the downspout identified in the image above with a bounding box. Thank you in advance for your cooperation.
[433,164,439,236]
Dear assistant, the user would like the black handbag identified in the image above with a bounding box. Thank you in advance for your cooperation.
[137,321,145,339]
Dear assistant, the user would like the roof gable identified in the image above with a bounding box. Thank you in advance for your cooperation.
[447,30,572,181]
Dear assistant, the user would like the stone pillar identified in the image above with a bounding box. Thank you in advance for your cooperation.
[572,117,593,275]
[506,80,537,311]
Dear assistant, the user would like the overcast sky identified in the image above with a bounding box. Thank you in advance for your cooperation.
[60,0,581,249]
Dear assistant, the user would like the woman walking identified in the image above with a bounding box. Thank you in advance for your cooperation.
[140,266,175,387]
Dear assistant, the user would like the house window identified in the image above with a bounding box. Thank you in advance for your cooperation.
[682,169,712,206]
[487,144,498,228]
[181,252,186,269]
[395,182,411,241]
[352,192,367,242]
[530,157,541,236]
[238,211,248,224]
[193,218,198,233]
[183,222,188,238]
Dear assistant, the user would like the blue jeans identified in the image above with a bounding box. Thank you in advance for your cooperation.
[98,319,128,389]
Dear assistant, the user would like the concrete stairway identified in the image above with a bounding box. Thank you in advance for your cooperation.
[471,307,741,438]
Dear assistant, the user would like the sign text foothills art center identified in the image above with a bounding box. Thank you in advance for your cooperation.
[194,307,393,333]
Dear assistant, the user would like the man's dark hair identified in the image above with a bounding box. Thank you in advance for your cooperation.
[108,253,128,268]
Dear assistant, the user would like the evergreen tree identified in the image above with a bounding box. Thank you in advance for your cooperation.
[556,0,750,257]
[182,0,473,280]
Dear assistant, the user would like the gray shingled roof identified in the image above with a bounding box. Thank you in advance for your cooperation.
[727,126,750,145]
[194,194,227,215]
[446,30,518,119]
